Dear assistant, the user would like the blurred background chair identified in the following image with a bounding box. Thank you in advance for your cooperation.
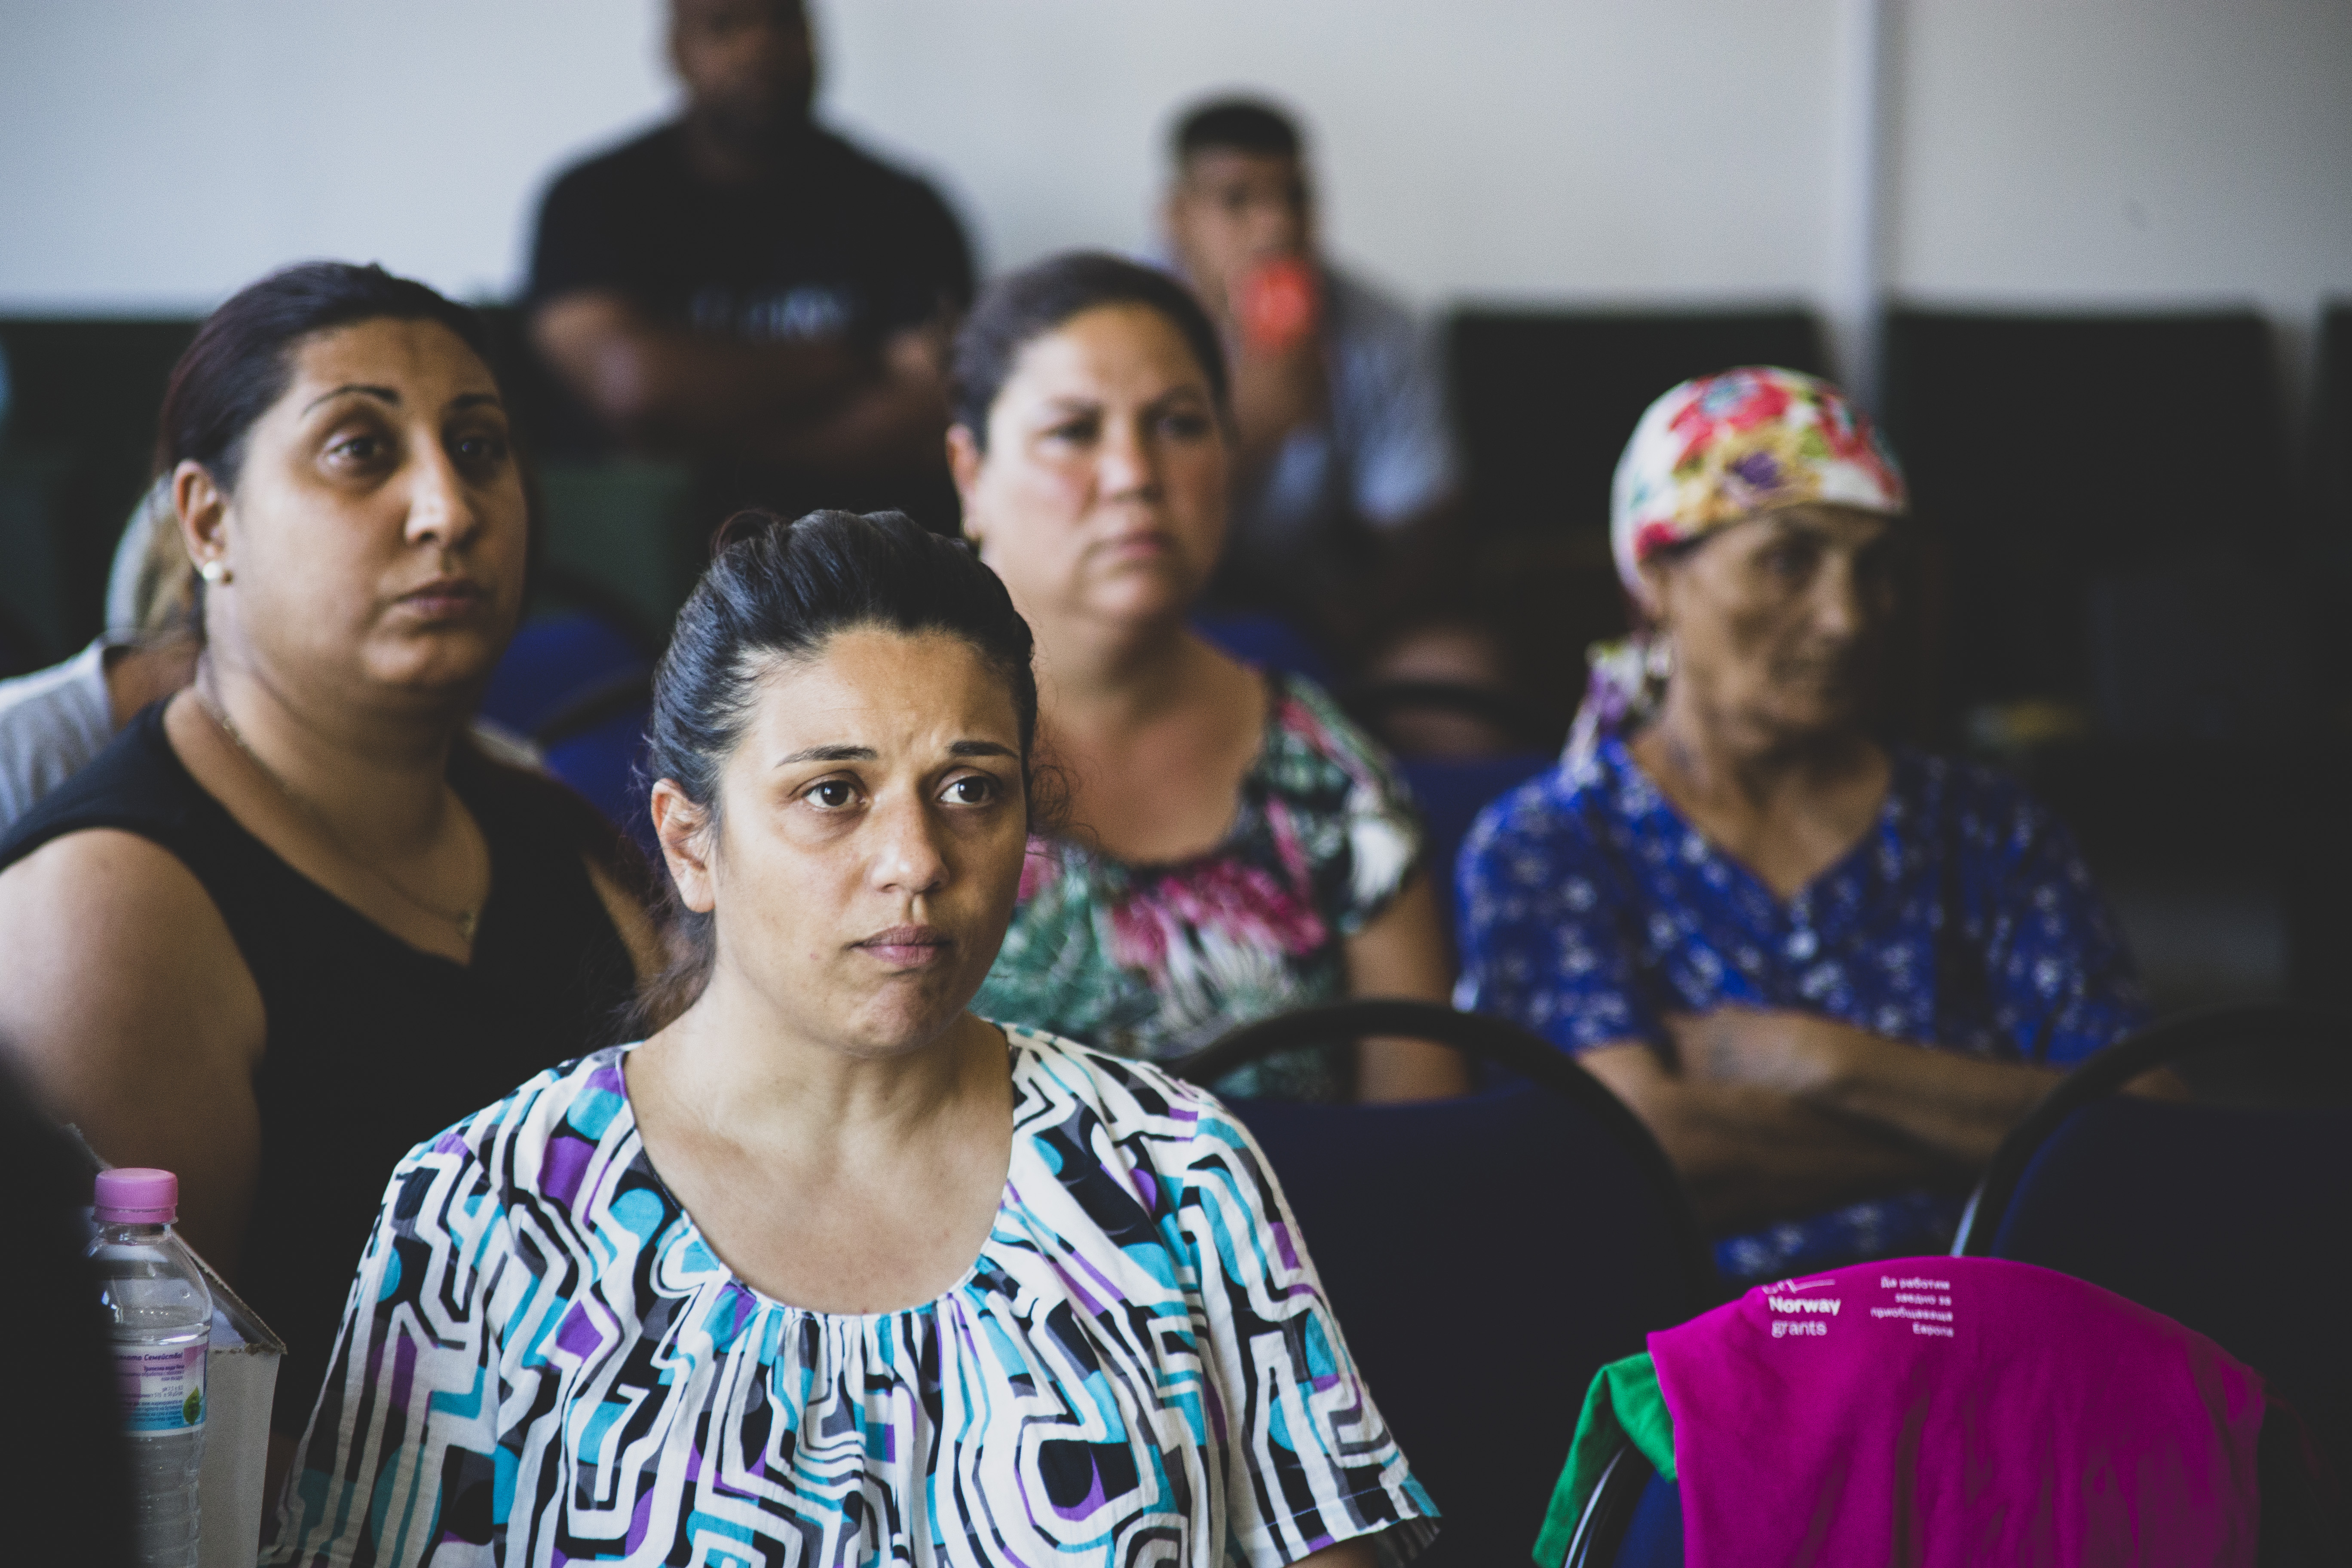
[0,316,199,673]
[478,611,646,741]
[1881,308,2323,1020]
[1172,998,1714,1568]
[1190,609,1337,688]
[1881,309,2297,740]
[1954,1001,2352,1492]
[479,611,657,858]
[533,671,656,862]
[1436,307,1828,750]
[1390,743,1553,949]
[1448,308,1827,547]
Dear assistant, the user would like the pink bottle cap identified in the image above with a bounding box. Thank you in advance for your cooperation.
[94,1167,178,1225]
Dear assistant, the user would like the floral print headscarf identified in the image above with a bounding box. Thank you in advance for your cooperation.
[1567,367,1909,764]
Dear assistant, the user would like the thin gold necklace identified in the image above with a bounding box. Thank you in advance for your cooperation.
[196,685,481,944]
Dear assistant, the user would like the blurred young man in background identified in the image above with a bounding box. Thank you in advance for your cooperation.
[1161,97,1462,652]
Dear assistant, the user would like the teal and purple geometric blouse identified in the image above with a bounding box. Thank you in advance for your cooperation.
[265,1029,1437,1565]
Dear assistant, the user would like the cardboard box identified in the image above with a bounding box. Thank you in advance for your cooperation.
[188,1252,285,1567]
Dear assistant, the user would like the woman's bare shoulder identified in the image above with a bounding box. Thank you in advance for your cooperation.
[0,827,260,1061]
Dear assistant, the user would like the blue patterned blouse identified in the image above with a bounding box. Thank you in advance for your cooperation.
[1454,738,2148,1283]
[265,1029,1436,1567]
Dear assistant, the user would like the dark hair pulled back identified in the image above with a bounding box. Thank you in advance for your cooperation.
[155,260,498,491]
[633,508,1046,1031]
[950,251,1228,449]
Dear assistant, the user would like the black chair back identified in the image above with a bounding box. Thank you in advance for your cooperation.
[1174,999,1712,1568]
[1957,1003,2352,1488]
[1449,308,1826,545]
[2312,302,2352,708]
[0,317,201,662]
[1881,309,2294,735]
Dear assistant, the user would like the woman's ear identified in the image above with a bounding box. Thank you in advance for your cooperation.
[649,781,717,915]
[174,459,228,578]
[946,425,986,545]
[1632,555,1674,633]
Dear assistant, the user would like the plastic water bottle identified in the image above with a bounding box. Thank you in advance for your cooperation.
[90,1168,212,1568]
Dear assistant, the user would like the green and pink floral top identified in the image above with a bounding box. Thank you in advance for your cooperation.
[974,672,1421,1099]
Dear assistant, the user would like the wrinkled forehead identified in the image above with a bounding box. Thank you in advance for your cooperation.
[734,628,1022,760]
[1001,303,1213,406]
[1738,501,1897,550]
[273,317,499,420]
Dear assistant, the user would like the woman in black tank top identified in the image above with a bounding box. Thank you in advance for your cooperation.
[0,266,658,1452]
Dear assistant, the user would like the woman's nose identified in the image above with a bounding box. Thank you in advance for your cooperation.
[403,444,481,549]
[1810,558,1869,641]
[869,795,950,895]
[1096,417,1161,499]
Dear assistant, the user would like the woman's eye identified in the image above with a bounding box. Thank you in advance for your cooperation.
[943,775,999,806]
[1042,418,1097,446]
[806,780,858,809]
[453,433,508,467]
[1159,411,1213,440]
[330,434,384,465]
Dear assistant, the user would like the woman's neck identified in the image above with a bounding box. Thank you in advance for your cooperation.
[1029,607,1195,737]
[1638,678,1879,815]
[1631,680,1892,900]
[195,650,467,859]
[649,978,992,1159]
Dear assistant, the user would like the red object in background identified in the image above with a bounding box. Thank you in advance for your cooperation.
[1237,255,1321,355]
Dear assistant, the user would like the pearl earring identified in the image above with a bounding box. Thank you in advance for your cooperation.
[199,558,231,586]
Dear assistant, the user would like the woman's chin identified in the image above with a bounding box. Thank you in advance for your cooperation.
[823,964,989,1053]
[362,626,510,695]
[1756,695,1871,745]
[1081,573,1198,631]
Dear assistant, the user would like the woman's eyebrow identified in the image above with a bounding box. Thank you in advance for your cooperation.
[1141,385,1210,414]
[449,391,505,412]
[949,741,1020,759]
[301,383,398,416]
[775,744,877,766]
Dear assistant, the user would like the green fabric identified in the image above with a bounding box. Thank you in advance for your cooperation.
[1531,1352,1677,1568]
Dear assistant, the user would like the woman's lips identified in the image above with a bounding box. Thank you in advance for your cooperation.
[854,925,953,968]
[396,579,490,620]
[1098,531,1174,560]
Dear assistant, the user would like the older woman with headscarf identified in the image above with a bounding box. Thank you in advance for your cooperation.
[1455,367,2148,1283]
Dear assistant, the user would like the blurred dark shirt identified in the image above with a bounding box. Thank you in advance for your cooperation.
[527,120,971,447]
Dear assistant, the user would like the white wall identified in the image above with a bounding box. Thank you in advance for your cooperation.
[816,0,1842,307]
[2,0,2348,390]
[0,0,672,310]
[1889,0,2352,396]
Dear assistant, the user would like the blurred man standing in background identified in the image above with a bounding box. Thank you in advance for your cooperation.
[1161,97,1461,652]
[528,0,973,528]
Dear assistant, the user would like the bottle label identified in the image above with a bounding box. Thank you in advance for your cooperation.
[116,1344,206,1433]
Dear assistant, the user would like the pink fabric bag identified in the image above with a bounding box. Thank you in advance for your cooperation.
[1648,1256,2268,1566]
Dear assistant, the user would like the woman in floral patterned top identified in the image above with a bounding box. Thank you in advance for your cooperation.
[949,254,1463,1101]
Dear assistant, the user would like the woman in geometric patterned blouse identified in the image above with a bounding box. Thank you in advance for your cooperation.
[267,509,1436,1565]
[1455,368,2150,1285]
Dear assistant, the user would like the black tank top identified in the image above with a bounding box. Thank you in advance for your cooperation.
[0,703,640,1434]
